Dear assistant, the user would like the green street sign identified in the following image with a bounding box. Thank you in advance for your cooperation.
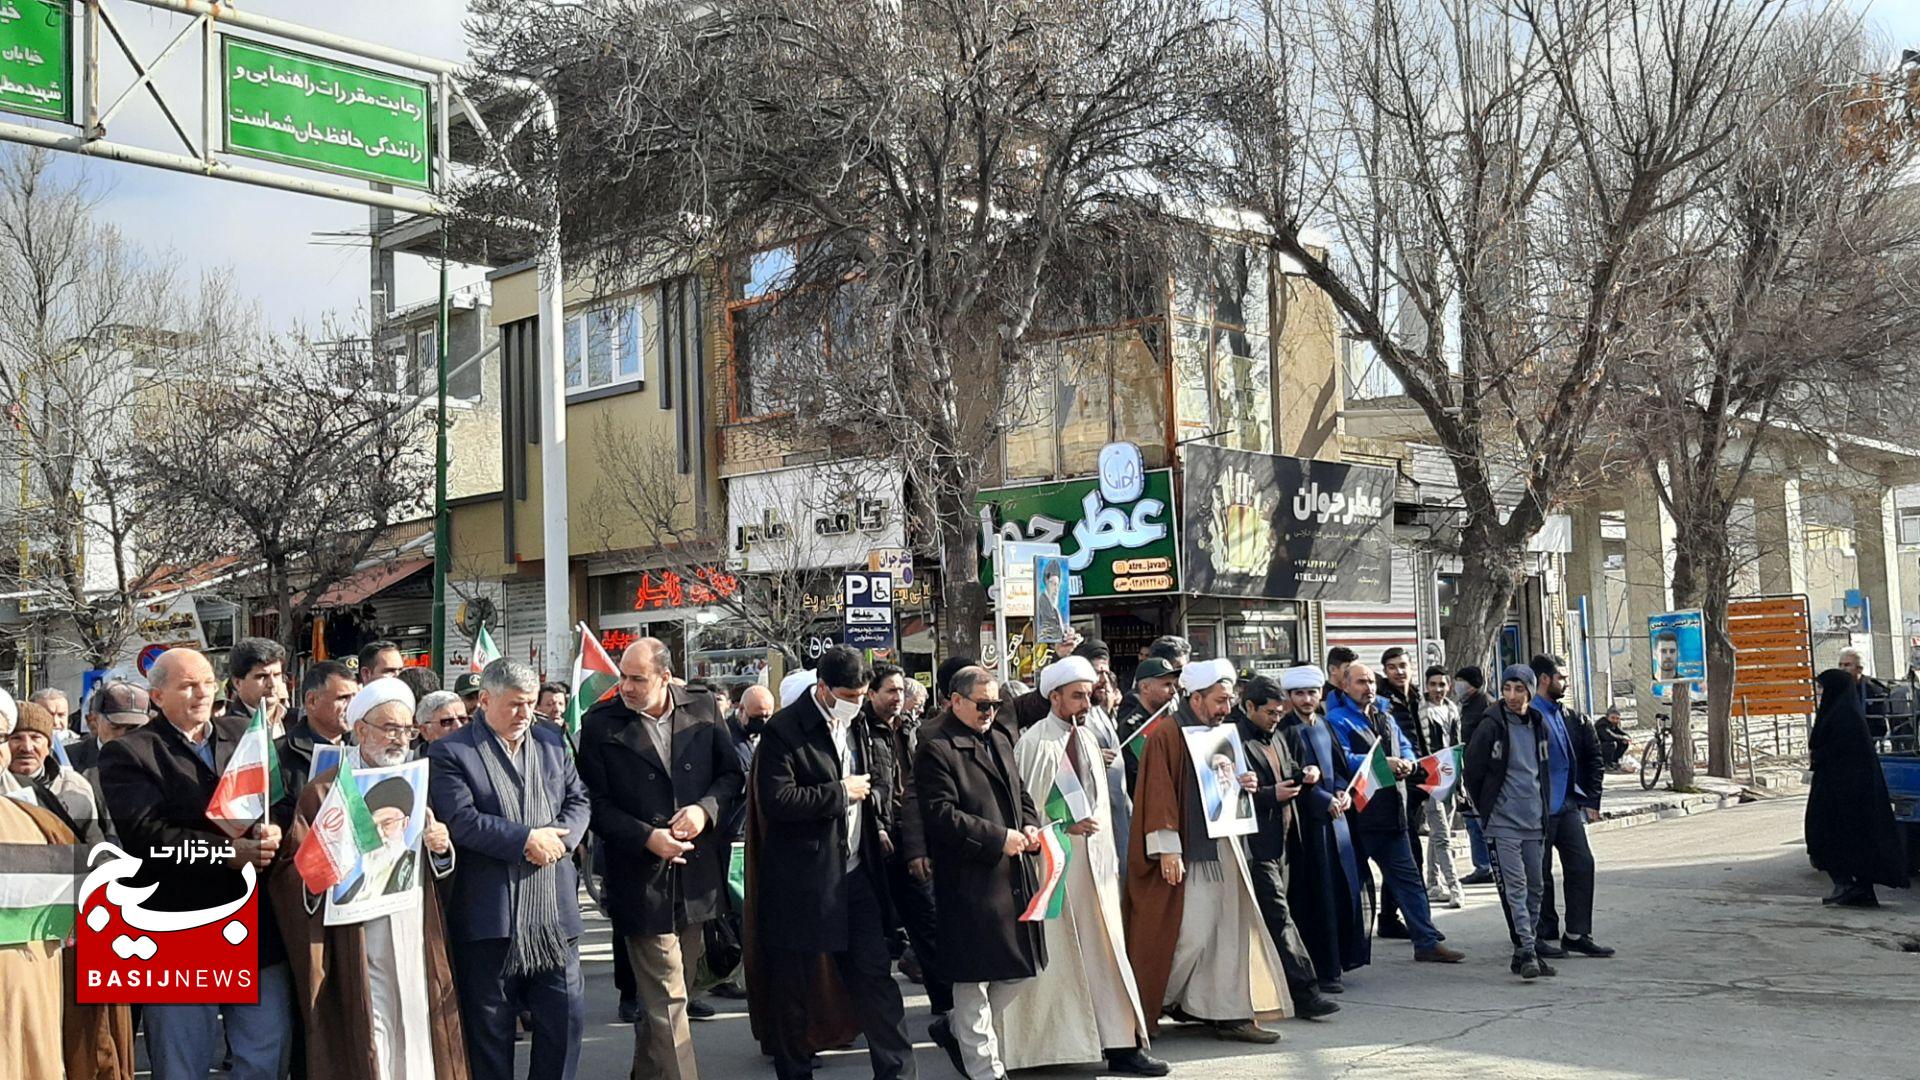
[977,468,1180,601]
[0,0,73,123]
[222,37,432,189]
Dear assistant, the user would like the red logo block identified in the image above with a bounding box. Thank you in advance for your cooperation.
[75,841,260,1004]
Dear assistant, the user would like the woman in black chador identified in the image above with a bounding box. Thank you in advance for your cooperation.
[1805,668,1909,907]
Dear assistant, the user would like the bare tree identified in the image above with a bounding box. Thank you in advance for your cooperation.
[1213,0,1784,667]
[128,326,434,656]
[462,0,1231,655]
[1612,22,1920,783]
[0,149,206,669]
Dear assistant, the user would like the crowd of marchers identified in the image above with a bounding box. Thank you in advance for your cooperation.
[3,632,1640,1080]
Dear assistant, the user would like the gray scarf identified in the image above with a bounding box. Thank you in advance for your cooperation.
[477,723,570,976]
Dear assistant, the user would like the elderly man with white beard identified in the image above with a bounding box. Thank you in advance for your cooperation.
[1003,656,1169,1076]
[270,677,466,1080]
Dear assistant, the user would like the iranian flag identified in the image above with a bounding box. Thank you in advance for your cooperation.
[1346,739,1398,812]
[564,622,620,742]
[293,756,383,894]
[0,840,82,946]
[1043,739,1094,825]
[1018,822,1073,922]
[469,624,501,673]
[1416,745,1464,802]
[206,705,282,838]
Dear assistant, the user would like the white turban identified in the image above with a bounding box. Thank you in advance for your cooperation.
[1280,666,1324,692]
[779,669,815,709]
[346,677,416,728]
[1179,657,1237,694]
[0,686,14,735]
[1038,656,1097,697]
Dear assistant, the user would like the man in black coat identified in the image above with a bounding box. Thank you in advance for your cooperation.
[278,659,358,808]
[97,648,294,1079]
[1375,647,1428,935]
[1453,666,1496,885]
[1529,655,1615,960]
[1234,676,1337,1018]
[749,645,915,1080]
[867,662,952,1023]
[576,638,745,1080]
[914,665,1044,1079]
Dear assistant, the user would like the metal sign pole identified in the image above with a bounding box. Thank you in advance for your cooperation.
[994,534,1010,684]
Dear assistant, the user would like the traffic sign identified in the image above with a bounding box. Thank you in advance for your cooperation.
[842,571,896,649]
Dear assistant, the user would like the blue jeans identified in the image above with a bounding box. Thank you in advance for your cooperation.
[1464,812,1492,873]
[145,961,294,1080]
[1359,827,1439,951]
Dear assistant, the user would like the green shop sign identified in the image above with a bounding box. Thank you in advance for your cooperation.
[222,37,432,189]
[977,468,1179,600]
[0,0,73,123]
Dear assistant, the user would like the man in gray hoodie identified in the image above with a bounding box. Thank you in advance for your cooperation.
[1462,665,1555,980]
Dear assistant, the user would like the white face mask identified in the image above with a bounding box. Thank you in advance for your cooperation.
[826,694,861,724]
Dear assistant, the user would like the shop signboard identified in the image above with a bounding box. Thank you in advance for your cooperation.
[1181,445,1394,604]
[977,464,1178,601]
[842,571,896,649]
[222,37,433,188]
[0,0,73,122]
[729,460,905,573]
[1727,594,1814,718]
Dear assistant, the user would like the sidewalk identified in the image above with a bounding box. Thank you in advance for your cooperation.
[1587,773,1762,834]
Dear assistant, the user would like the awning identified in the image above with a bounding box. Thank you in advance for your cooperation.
[311,558,432,608]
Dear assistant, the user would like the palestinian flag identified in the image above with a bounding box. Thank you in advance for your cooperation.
[206,705,282,838]
[1120,700,1174,758]
[293,756,383,894]
[469,624,501,673]
[564,622,620,743]
[1416,745,1464,802]
[1018,822,1072,922]
[1044,740,1094,825]
[1347,740,1397,812]
[726,841,746,907]
[0,840,82,945]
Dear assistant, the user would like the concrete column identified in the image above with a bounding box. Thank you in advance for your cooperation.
[1563,503,1612,709]
[1622,480,1675,722]
[1852,485,1905,678]
[1750,474,1809,597]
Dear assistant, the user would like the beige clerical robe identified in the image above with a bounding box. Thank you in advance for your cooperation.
[1002,714,1151,1068]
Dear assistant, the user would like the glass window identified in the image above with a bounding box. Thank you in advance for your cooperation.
[1003,349,1057,481]
[733,303,819,418]
[1215,328,1272,453]
[564,317,583,390]
[1056,335,1112,478]
[1173,322,1214,441]
[565,296,646,396]
[1112,329,1168,467]
[741,246,797,300]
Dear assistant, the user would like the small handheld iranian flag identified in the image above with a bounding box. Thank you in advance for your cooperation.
[1416,745,1464,802]
[469,624,501,674]
[1044,741,1094,825]
[564,622,620,743]
[1346,739,1397,812]
[1018,822,1073,922]
[294,756,383,894]
[206,705,283,838]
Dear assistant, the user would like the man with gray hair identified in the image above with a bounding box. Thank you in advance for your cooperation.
[428,658,593,1080]
[415,689,468,744]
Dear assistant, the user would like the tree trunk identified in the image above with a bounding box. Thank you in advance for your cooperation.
[1670,514,1735,783]
[1441,538,1525,676]
[937,506,986,661]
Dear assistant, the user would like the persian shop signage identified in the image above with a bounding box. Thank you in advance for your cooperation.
[1182,445,1393,604]
[977,447,1178,600]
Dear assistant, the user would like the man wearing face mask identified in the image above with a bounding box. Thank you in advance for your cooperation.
[746,645,914,1080]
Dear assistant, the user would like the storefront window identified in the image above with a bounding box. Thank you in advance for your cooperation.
[1112,330,1168,467]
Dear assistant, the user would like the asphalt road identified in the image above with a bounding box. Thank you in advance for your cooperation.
[567,795,1920,1080]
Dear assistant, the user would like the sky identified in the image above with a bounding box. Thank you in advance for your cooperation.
[21,0,1920,331]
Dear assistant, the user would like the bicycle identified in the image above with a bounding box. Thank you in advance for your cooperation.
[1639,712,1671,791]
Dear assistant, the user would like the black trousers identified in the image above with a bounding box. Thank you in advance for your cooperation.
[1247,856,1320,994]
[613,926,636,998]
[1537,807,1597,942]
[766,868,916,1080]
[454,937,586,1080]
[884,852,953,1014]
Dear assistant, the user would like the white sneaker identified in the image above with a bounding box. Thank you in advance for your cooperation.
[1447,892,1464,909]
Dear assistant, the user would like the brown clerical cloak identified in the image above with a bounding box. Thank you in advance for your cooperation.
[268,766,468,1080]
[1123,709,1194,1029]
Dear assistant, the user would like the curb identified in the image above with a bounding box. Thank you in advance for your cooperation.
[1587,789,1747,834]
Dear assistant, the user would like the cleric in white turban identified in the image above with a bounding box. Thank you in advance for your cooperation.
[1038,655,1097,697]
[778,668,816,709]
[346,676,417,730]
[1280,665,1324,693]
[1177,656,1237,695]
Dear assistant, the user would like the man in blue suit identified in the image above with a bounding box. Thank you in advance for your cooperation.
[428,658,593,1080]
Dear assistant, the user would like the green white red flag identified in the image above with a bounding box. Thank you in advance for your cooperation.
[293,756,383,894]
[564,622,619,743]
[0,839,82,946]
[469,624,501,674]
[1347,739,1397,812]
[1416,745,1464,802]
[1119,700,1174,758]
[1018,821,1073,922]
[1043,741,1093,825]
[206,704,282,837]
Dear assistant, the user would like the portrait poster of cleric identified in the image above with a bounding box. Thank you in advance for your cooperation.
[1184,723,1258,839]
[324,758,429,926]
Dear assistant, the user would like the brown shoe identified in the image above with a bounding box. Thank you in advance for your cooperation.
[1414,944,1465,963]
[1213,1020,1281,1044]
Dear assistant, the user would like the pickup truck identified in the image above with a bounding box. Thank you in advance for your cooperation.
[1879,752,1920,872]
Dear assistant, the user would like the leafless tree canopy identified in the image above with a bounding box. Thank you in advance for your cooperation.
[464,0,1235,653]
